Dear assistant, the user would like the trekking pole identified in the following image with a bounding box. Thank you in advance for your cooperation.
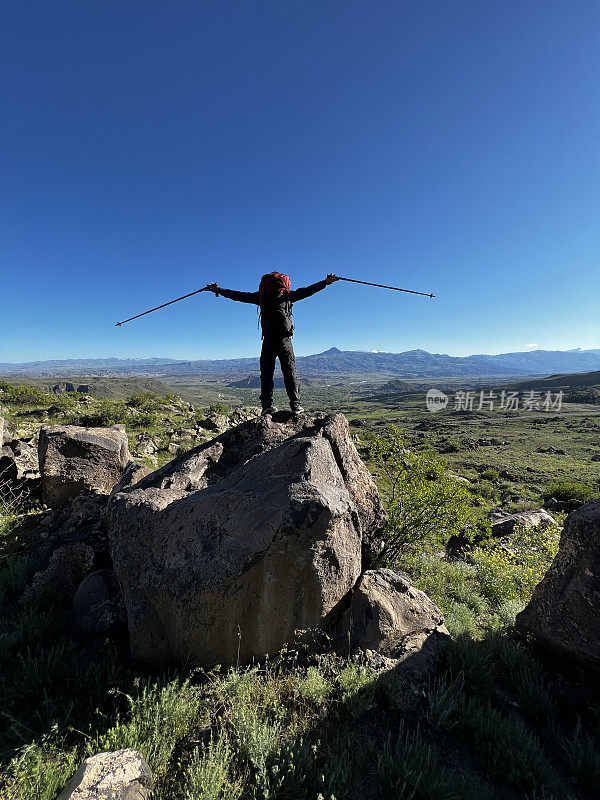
[337,276,435,298]
[115,287,210,326]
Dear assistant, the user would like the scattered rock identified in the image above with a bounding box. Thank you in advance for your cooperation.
[230,407,261,424]
[20,542,94,607]
[39,425,130,508]
[57,748,153,800]
[545,496,585,513]
[339,569,449,680]
[109,413,385,668]
[135,436,157,456]
[516,499,600,670]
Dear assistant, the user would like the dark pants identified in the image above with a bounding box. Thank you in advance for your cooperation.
[260,336,300,409]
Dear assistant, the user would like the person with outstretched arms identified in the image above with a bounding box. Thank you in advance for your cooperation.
[206,272,339,415]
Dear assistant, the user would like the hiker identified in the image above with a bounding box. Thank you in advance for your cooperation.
[206,273,339,415]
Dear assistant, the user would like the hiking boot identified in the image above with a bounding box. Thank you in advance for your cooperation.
[290,404,305,415]
[261,406,277,416]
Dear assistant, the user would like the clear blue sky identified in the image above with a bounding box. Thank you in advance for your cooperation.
[2,1,599,362]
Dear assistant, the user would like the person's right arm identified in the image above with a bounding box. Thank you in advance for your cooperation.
[206,284,260,304]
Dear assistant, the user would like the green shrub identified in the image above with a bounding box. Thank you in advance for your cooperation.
[0,381,51,406]
[296,666,332,705]
[0,738,80,800]
[209,402,229,415]
[337,663,376,718]
[496,598,526,628]
[471,524,559,606]
[369,427,483,559]
[444,439,461,453]
[182,737,242,800]
[444,602,477,636]
[79,398,125,427]
[482,468,499,482]
[93,679,203,781]
[541,480,596,504]
[126,392,161,411]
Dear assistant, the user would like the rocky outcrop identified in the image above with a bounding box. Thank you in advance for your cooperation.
[57,749,153,800]
[39,424,130,508]
[109,413,386,668]
[340,569,449,678]
[516,499,600,669]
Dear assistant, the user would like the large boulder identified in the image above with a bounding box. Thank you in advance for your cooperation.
[57,748,153,800]
[39,425,130,508]
[516,499,600,669]
[340,569,449,678]
[109,413,385,668]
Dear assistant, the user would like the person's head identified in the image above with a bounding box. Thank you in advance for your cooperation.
[259,272,291,303]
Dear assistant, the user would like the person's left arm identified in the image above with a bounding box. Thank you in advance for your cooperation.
[289,274,339,302]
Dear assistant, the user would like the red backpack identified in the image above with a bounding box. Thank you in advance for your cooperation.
[259,272,291,303]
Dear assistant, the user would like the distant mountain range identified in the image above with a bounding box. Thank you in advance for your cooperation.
[2,347,600,380]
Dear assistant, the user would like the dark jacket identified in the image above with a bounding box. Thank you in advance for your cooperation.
[218,280,327,339]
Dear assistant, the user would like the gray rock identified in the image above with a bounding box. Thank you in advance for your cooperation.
[21,542,94,607]
[39,425,130,508]
[340,569,449,679]
[516,499,600,669]
[0,416,4,450]
[135,436,157,456]
[108,461,151,502]
[198,412,229,432]
[57,748,153,800]
[319,414,386,563]
[491,509,557,538]
[447,473,471,486]
[109,413,383,668]
[72,570,124,633]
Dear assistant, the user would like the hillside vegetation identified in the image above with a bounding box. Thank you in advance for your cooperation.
[0,383,599,799]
